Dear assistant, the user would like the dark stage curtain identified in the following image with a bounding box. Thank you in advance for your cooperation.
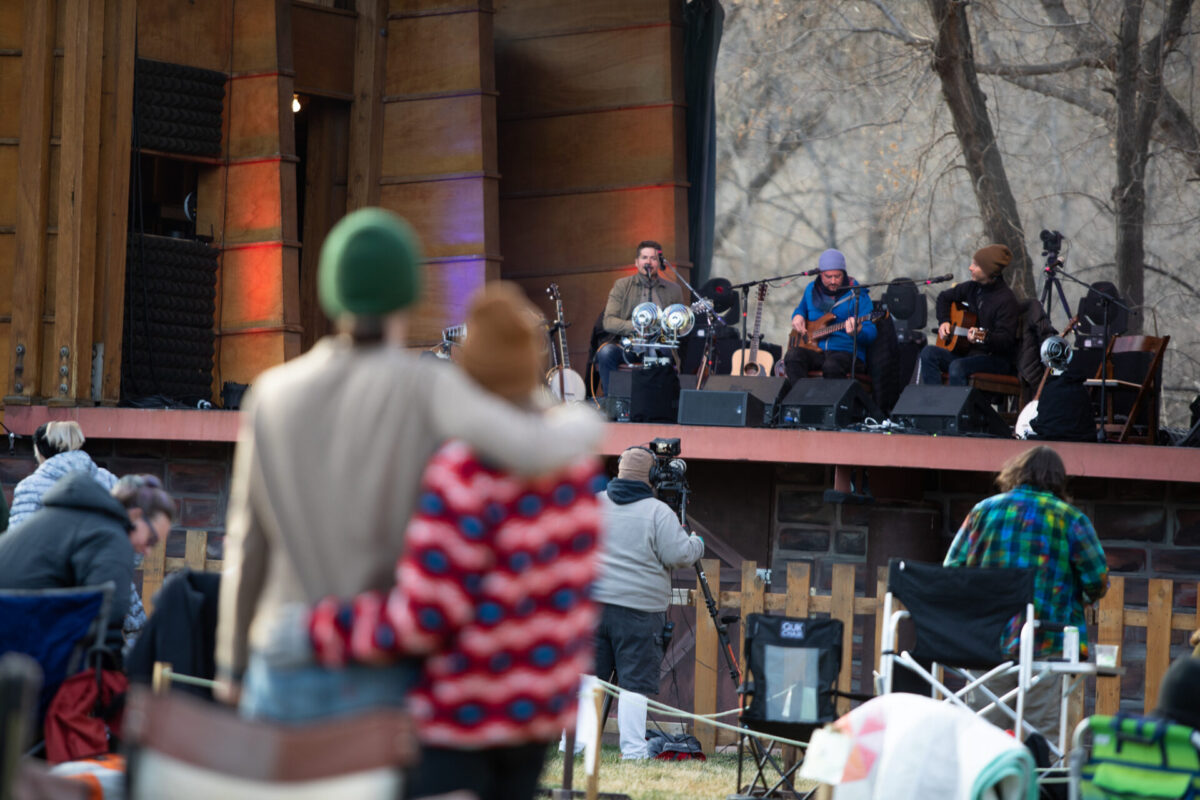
[683,0,724,287]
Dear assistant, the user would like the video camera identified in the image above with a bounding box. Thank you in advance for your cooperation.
[1040,229,1064,260]
[648,437,689,521]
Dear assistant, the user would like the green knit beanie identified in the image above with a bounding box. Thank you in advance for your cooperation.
[318,208,422,318]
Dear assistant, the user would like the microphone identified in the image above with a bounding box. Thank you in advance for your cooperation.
[917,273,954,285]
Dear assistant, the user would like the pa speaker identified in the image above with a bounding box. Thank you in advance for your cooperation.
[606,364,678,423]
[678,390,766,427]
[702,375,786,426]
[890,385,1011,436]
[778,379,882,429]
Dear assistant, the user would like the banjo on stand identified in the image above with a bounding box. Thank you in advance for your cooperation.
[546,283,587,402]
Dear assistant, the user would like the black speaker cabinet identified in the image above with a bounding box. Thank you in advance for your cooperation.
[890,385,1011,436]
[678,390,766,428]
[702,375,786,427]
[606,365,678,423]
[778,379,882,429]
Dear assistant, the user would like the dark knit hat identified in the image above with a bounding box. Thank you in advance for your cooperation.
[1154,656,1200,729]
[973,244,1012,280]
[617,447,655,484]
[318,208,422,318]
[459,282,545,403]
[818,249,847,273]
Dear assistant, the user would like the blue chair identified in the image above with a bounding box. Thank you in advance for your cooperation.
[0,583,115,719]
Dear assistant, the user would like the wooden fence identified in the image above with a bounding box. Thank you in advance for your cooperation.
[136,537,1200,753]
[689,558,1200,752]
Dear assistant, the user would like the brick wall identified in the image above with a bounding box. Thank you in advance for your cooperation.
[0,438,234,570]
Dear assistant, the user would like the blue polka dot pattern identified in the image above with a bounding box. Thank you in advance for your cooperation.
[538,542,559,563]
[509,551,532,573]
[484,503,505,524]
[516,598,535,617]
[590,475,608,493]
[571,532,595,552]
[335,606,354,629]
[531,644,557,667]
[460,515,485,539]
[552,588,575,611]
[517,494,542,516]
[548,693,567,712]
[553,484,576,505]
[418,607,445,631]
[457,704,484,726]
[374,623,395,650]
[463,573,483,596]
[508,698,535,721]
[489,652,513,673]
[422,549,449,574]
[449,653,469,674]
[419,492,444,515]
[478,602,503,625]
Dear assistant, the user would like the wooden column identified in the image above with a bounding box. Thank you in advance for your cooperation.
[5,0,56,403]
[346,0,385,211]
[380,1,501,344]
[494,0,689,369]
[50,0,106,404]
[216,0,302,385]
[91,0,137,404]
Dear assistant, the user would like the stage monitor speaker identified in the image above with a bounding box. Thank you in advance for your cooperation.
[606,365,679,423]
[678,390,766,428]
[777,379,882,430]
[890,385,1011,436]
[702,375,786,426]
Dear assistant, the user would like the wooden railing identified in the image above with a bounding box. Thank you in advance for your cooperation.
[689,558,1200,752]
[136,529,221,615]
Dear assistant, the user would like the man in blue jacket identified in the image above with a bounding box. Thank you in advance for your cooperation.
[781,249,877,384]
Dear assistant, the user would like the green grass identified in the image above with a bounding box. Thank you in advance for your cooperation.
[537,744,817,800]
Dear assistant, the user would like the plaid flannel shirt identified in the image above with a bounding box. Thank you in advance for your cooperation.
[944,485,1108,659]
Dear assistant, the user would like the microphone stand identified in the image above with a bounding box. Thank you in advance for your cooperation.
[1045,266,1136,443]
[728,269,821,353]
[666,260,730,385]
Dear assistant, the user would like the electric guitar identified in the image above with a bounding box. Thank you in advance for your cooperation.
[730,284,773,377]
[936,302,987,355]
[545,284,587,402]
[788,309,889,352]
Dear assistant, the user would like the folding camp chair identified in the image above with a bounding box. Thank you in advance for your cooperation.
[735,613,844,799]
[1069,714,1200,800]
[123,685,417,800]
[879,560,1099,767]
[0,583,115,721]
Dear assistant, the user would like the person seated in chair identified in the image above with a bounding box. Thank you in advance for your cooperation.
[1024,336,1096,442]
[594,241,684,396]
[944,446,1108,742]
[0,474,175,661]
[782,249,877,385]
[918,244,1020,385]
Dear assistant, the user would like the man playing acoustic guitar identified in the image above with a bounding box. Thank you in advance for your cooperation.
[781,249,878,384]
[918,243,1020,385]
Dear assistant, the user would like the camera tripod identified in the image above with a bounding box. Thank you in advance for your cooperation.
[1040,254,1073,327]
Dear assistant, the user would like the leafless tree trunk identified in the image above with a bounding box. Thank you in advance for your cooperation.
[1113,0,1193,327]
[925,0,1033,297]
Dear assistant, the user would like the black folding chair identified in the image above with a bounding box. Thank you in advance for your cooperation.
[735,614,844,799]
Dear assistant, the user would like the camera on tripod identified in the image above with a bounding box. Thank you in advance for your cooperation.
[1040,229,1064,261]
[648,437,688,518]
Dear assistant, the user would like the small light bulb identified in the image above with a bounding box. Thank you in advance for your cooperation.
[292,94,301,113]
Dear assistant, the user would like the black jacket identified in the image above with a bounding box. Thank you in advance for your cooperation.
[126,570,221,698]
[0,472,133,652]
[935,277,1021,362]
[1031,375,1096,442]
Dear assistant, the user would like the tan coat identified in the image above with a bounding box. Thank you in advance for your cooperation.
[215,336,604,680]
[602,272,685,341]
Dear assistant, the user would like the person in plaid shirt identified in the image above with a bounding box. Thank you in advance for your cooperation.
[945,445,1108,740]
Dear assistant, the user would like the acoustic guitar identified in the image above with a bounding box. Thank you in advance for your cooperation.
[788,309,889,352]
[730,284,773,377]
[936,302,987,355]
[545,283,587,402]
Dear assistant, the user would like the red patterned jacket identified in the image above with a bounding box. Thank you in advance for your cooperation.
[310,441,604,748]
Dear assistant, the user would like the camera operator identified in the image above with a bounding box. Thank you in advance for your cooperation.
[591,446,704,759]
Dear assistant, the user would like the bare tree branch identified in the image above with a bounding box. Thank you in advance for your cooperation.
[975,54,1110,76]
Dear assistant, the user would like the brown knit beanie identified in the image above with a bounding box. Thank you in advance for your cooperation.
[459,282,546,403]
[973,244,1012,280]
[617,447,656,484]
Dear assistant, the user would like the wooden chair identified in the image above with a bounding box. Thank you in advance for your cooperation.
[1085,334,1169,444]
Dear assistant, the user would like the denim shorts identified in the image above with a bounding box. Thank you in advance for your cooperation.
[240,653,419,724]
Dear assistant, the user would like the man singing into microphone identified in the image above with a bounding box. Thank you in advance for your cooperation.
[917,244,1020,385]
[594,240,684,396]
